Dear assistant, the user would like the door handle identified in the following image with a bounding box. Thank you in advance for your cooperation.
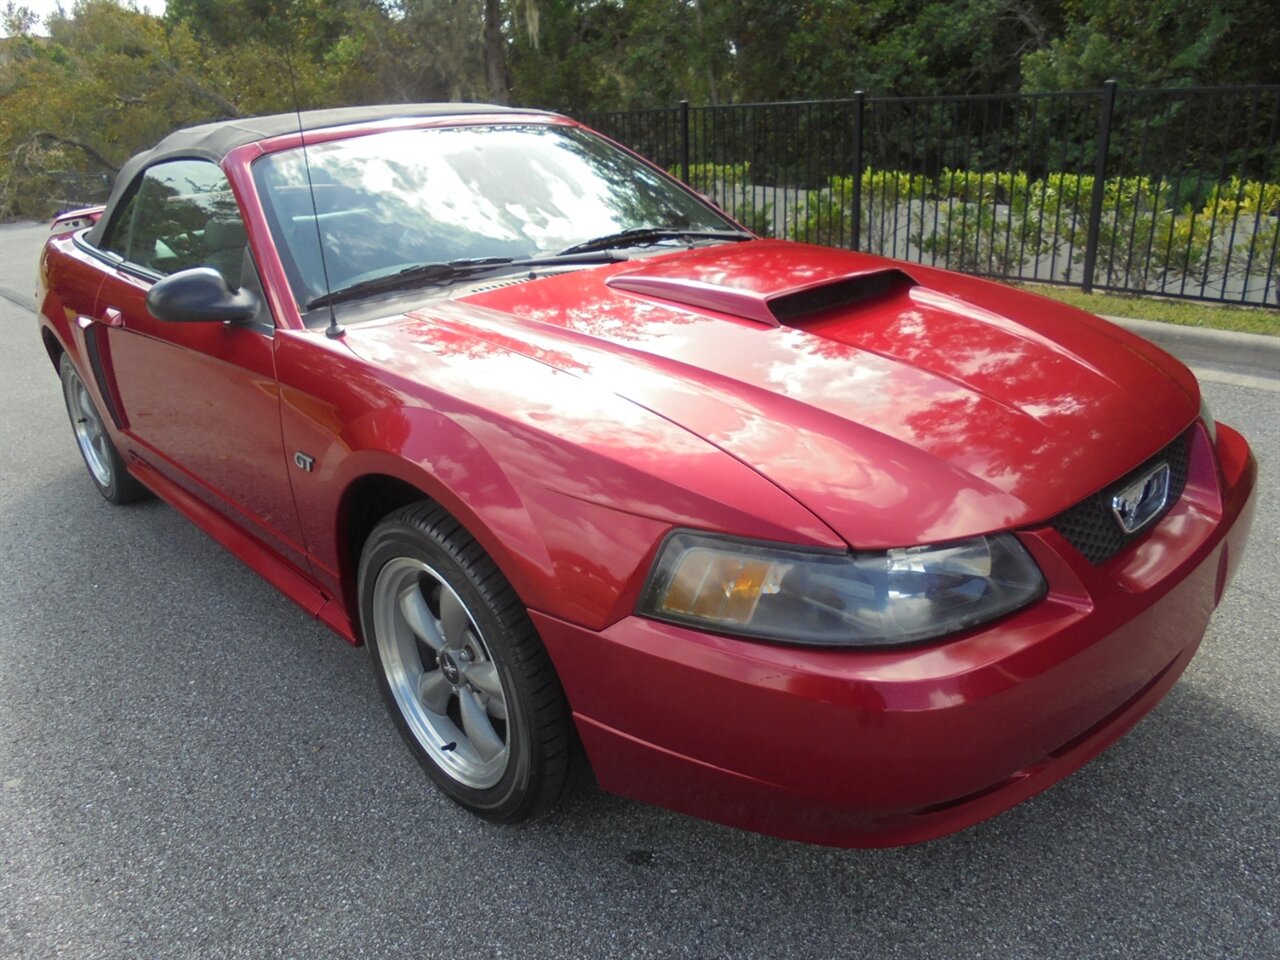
[76,308,124,330]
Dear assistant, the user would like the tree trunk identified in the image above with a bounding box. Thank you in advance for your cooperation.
[483,0,509,105]
[692,0,718,105]
[25,133,119,173]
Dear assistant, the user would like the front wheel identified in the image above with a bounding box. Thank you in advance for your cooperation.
[358,501,571,822]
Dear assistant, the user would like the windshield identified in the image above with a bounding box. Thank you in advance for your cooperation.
[252,123,738,308]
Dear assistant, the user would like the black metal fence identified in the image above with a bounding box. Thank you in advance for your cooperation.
[582,85,1280,307]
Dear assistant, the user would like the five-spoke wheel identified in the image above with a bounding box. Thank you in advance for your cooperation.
[359,501,571,821]
[373,557,512,788]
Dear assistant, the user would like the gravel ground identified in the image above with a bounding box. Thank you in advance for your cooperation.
[1,221,1277,959]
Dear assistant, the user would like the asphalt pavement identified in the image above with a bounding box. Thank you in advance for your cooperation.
[1,221,1277,959]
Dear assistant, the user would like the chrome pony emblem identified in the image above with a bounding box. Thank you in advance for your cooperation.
[1110,463,1171,534]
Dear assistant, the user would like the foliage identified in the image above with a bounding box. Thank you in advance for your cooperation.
[0,1,349,217]
[730,195,774,238]
[510,0,1276,109]
[681,161,752,188]
[4,4,1269,323]
[667,162,774,236]
[781,166,1279,299]
[2,2,37,36]
[1019,0,1278,92]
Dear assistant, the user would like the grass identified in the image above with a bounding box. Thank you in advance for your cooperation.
[1014,283,1279,337]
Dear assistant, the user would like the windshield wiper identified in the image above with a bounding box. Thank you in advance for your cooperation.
[307,251,629,310]
[307,228,750,309]
[307,258,518,310]
[557,227,753,256]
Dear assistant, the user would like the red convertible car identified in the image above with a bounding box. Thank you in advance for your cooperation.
[36,104,1256,847]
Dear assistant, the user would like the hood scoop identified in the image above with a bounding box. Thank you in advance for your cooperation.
[606,265,915,327]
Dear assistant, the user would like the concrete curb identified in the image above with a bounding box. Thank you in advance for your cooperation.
[1103,314,1280,381]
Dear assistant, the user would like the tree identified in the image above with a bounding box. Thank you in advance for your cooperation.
[0,0,324,216]
[4,0,1277,219]
[2,1,38,37]
[1021,0,1280,90]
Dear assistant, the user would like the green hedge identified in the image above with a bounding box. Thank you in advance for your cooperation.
[784,169,1279,289]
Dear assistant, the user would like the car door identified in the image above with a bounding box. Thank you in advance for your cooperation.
[88,158,309,572]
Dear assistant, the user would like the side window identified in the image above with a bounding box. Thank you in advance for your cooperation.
[99,189,139,260]
[105,159,248,285]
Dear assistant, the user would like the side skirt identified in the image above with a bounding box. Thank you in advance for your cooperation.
[128,458,358,645]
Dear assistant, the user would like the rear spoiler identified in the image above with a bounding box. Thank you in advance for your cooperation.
[50,205,105,232]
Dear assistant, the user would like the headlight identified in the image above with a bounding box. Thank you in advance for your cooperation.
[639,531,1046,647]
[1199,395,1217,445]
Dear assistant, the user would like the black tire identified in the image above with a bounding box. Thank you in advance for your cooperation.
[58,353,148,505]
[358,500,571,822]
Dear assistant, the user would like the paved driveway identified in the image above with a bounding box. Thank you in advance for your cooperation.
[2,221,1277,959]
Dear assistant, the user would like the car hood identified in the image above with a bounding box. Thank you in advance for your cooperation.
[354,240,1200,549]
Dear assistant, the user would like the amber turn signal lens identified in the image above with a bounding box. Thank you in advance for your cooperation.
[657,548,777,624]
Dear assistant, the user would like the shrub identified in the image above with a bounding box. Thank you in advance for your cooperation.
[785,166,1276,296]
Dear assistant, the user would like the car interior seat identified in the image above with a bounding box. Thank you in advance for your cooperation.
[203,217,249,286]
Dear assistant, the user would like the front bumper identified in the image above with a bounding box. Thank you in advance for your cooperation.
[533,422,1257,847]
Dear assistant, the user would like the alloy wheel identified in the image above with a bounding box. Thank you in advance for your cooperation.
[371,556,511,788]
[63,365,112,488]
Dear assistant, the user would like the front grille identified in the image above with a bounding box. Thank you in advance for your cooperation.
[1050,429,1192,565]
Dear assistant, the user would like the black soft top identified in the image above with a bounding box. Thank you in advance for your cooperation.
[86,102,556,246]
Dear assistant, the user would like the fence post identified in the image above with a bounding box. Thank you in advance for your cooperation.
[679,100,691,185]
[1082,80,1117,293]
[851,90,865,251]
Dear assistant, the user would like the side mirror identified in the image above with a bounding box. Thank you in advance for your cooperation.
[146,267,258,324]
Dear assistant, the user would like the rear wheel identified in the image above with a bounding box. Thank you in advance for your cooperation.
[358,501,571,822]
[59,354,147,504]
